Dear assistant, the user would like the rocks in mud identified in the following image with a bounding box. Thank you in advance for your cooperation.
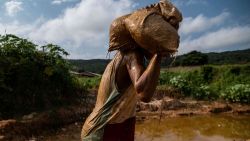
[0,104,95,141]
[209,104,232,113]
[22,112,38,121]
[154,87,184,100]
[137,98,186,112]
[137,100,160,112]
[0,120,18,141]
[0,136,4,141]
[161,99,187,110]
[235,109,250,114]
[0,119,17,134]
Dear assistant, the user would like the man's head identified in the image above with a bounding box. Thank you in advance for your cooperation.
[159,0,182,30]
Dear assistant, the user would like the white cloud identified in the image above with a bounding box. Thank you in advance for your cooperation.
[179,26,250,53]
[0,17,45,36]
[177,11,250,54]
[51,0,78,5]
[29,0,133,58]
[2,0,249,59]
[180,12,230,35]
[5,0,23,16]
[1,0,133,59]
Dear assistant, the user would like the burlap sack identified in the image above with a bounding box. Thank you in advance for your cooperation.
[125,9,179,54]
[109,9,180,55]
[108,14,135,52]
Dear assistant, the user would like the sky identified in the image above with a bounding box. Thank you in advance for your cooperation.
[0,0,250,59]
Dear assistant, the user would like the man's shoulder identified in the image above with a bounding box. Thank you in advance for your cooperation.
[121,49,144,67]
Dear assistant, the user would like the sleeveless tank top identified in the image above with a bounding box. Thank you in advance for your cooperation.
[81,52,137,141]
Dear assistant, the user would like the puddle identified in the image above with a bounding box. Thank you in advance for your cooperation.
[135,115,250,141]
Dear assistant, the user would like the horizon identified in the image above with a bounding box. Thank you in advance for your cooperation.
[1,0,250,59]
[67,48,250,60]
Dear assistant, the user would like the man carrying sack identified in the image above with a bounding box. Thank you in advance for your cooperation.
[81,0,182,140]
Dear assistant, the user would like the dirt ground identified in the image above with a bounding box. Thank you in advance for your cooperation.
[0,96,250,141]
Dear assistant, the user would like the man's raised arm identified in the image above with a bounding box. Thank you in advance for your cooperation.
[126,50,161,102]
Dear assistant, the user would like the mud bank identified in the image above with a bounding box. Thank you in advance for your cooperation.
[1,93,250,141]
[0,92,96,141]
[136,97,250,120]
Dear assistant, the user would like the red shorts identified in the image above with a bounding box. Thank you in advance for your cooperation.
[103,117,136,141]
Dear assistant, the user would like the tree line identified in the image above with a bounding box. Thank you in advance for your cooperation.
[69,49,250,73]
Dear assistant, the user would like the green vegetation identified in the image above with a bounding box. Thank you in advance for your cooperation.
[159,64,250,103]
[68,49,250,103]
[1,34,249,119]
[70,64,250,103]
[69,59,110,74]
[168,49,250,66]
[76,76,101,90]
[173,51,208,66]
[0,34,86,119]
[207,49,250,65]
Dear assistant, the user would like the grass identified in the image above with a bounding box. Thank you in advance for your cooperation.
[75,76,101,90]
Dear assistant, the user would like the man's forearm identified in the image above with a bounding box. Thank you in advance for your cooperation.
[135,54,161,102]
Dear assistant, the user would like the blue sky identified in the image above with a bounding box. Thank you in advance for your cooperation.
[0,0,250,59]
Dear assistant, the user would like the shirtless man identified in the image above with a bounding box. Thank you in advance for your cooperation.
[81,0,182,140]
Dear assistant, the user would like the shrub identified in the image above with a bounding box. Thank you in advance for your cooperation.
[0,34,85,118]
[159,72,175,85]
[221,84,250,103]
[192,85,217,100]
[160,64,250,102]
[169,75,192,96]
[200,66,215,83]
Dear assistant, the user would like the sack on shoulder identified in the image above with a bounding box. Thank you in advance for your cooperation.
[124,9,180,55]
[108,9,180,55]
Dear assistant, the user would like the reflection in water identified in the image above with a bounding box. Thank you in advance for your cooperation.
[135,115,250,141]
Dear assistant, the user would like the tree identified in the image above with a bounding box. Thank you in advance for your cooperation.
[181,51,208,66]
[0,34,79,118]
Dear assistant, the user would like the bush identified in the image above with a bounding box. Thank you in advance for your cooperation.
[0,34,84,118]
[200,66,215,83]
[169,75,191,95]
[159,72,176,85]
[221,84,250,103]
[180,51,208,66]
[160,65,250,102]
[192,85,217,100]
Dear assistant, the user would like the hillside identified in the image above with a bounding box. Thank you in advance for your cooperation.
[69,59,111,74]
[207,49,250,64]
[69,48,250,73]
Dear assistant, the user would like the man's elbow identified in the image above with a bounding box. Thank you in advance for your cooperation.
[138,93,152,103]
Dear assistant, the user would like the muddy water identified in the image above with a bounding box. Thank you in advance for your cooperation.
[43,115,250,141]
[135,115,250,141]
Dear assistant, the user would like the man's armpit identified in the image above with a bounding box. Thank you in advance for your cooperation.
[125,50,145,85]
